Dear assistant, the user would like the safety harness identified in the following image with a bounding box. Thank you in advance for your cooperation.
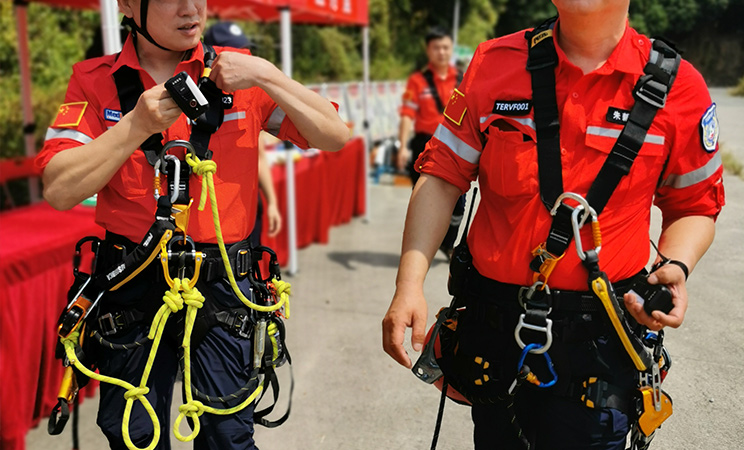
[414,17,681,450]
[48,41,294,450]
[422,68,464,114]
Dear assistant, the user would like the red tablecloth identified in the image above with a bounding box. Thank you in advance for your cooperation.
[0,137,366,449]
[261,136,366,265]
[0,203,104,450]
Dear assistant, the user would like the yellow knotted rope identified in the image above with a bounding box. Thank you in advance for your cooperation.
[185,153,289,314]
[173,280,264,442]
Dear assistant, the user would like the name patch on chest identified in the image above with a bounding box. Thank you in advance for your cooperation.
[104,109,122,122]
[492,100,531,116]
[606,107,631,125]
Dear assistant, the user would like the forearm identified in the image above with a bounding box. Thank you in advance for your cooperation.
[399,116,413,147]
[42,114,150,210]
[257,65,348,152]
[657,215,716,275]
[396,174,462,290]
[257,148,277,206]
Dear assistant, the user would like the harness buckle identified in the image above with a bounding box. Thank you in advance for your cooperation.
[580,377,609,409]
[236,313,251,339]
[236,249,250,277]
[635,74,668,108]
[97,313,119,336]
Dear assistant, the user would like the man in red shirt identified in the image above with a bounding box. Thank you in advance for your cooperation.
[37,0,348,448]
[383,1,724,448]
[398,28,464,259]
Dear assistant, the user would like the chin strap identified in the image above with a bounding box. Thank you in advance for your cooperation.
[122,13,174,53]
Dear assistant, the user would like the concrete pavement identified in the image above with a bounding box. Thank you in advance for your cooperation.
[25,91,744,450]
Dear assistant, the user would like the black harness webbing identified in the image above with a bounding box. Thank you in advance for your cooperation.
[422,68,464,114]
[525,18,681,261]
[112,41,224,164]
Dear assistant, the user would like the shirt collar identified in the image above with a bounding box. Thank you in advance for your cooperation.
[108,33,205,77]
[553,19,647,76]
[426,62,458,80]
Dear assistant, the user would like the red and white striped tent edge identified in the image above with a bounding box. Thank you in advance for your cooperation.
[12,0,371,275]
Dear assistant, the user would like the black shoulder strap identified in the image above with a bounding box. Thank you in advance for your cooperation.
[525,17,562,211]
[422,68,446,113]
[189,42,224,160]
[585,38,681,214]
[527,30,681,262]
[112,60,163,166]
[456,69,464,87]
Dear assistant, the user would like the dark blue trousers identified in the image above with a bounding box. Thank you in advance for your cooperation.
[93,276,259,450]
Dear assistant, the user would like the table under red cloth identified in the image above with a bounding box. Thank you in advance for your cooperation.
[0,203,104,450]
[0,137,365,449]
[261,136,366,265]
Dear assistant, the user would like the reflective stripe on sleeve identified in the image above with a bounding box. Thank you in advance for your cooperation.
[403,101,419,111]
[266,107,286,137]
[661,152,723,189]
[586,126,665,145]
[433,124,481,165]
[44,128,93,144]
[223,111,246,123]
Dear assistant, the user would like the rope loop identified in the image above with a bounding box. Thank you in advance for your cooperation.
[124,386,150,400]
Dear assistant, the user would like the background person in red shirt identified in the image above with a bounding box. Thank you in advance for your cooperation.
[37,0,348,448]
[383,0,724,448]
[398,27,464,259]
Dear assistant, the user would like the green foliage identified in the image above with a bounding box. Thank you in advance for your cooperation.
[732,76,744,96]
[1,1,98,158]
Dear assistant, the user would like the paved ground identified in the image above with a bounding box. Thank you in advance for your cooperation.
[26,90,744,450]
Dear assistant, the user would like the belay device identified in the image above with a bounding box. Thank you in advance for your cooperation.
[49,49,295,450]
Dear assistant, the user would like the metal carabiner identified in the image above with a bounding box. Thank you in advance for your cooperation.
[161,235,204,289]
[570,204,601,261]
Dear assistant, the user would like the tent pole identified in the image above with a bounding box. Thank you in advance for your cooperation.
[13,0,40,203]
[362,25,370,223]
[280,7,299,276]
[100,0,122,55]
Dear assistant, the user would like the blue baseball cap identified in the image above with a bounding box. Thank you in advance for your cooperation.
[204,22,255,50]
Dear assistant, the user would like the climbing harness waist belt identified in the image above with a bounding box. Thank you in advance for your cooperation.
[100,231,253,283]
[465,267,638,313]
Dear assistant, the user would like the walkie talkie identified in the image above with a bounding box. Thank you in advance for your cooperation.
[164,71,209,120]
[448,187,479,298]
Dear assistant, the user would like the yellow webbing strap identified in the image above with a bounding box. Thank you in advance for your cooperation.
[110,230,174,291]
[185,153,289,314]
[590,277,651,372]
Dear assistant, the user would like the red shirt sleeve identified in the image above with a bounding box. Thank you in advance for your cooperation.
[654,60,725,222]
[36,63,106,170]
[399,74,419,119]
[415,44,488,193]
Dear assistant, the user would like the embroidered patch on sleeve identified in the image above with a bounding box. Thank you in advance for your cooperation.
[700,103,719,153]
[443,89,467,126]
[53,102,88,127]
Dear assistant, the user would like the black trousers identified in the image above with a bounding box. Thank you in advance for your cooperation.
[453,269,637,449]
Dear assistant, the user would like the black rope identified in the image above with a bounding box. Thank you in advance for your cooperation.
[429,380,449,450]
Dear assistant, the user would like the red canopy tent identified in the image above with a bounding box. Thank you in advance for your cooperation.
[12,0,370,274]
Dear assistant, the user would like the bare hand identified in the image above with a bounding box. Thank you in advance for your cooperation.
[266,203,282,237]
[209,52,275,93]
[624,264,688,331]
[382,284,428,368]
[131,83,181,135]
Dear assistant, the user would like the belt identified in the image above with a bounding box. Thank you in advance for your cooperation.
[100,232,252,284]
[466,268,638,313]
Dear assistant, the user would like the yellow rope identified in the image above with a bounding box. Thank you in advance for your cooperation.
[185,153,288,314]
[173,279,264,442]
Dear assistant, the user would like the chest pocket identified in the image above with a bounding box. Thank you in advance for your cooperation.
[479,119,538,199]
[584,123,668,207]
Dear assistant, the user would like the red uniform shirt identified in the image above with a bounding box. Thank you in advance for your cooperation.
[37,35,310,244]
[400,64,460,136]
[417,23,725,290]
